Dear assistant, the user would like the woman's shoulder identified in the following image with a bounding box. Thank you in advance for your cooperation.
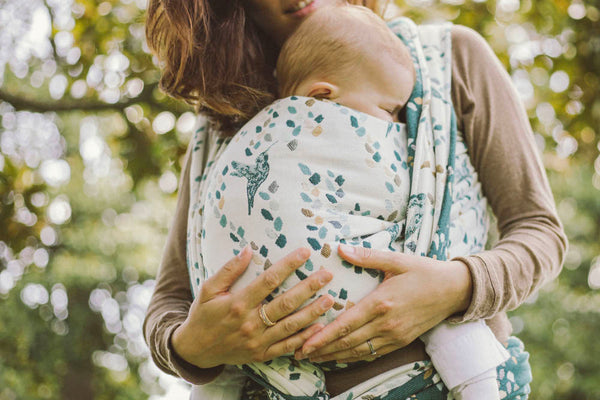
[450,24,495,60]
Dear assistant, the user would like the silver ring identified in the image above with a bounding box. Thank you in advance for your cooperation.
[367,339,377,356]
[259,304,276,327]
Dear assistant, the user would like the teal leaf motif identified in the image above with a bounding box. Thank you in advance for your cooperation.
[309,173,321,185]
[275,234,287,248]
[295,270,307,281]
[305,259,314,271]
[260,245,268,257]
[307,238,321,250]
[261,209,274,221]
[318,227,327,239]
[300,193,312,202]
[298,163,311,175]
[366,268,380,278]
[328,220,342,229]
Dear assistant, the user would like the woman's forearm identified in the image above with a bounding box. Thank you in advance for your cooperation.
[142,145,226,384]
[449,25,568,322]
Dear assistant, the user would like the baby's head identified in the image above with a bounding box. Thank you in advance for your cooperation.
[276,4,415,122]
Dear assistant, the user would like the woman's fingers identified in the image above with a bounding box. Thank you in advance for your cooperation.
[199,245,253,302]
[297,318,377,360]
[265,269,333,322]
[241,247,311,307]
[263,323,325,360]
[307,336,384,363]
[333,343,399,365]
[264,293,334,344]
[300,293,379,355]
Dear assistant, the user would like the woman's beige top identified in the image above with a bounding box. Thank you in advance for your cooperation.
[143,25,568,392]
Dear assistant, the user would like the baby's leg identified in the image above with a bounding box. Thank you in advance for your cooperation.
[451,367,499,400]
[420,319,508,398]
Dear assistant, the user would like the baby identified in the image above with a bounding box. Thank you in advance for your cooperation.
[197,5,508,399]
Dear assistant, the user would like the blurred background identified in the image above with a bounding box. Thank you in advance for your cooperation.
[0,0,598,398]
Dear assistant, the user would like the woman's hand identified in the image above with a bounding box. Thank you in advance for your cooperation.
[172,246,335,369]
[296,244,472,364]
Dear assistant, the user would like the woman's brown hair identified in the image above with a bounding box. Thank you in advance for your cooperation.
[146,0,382,135]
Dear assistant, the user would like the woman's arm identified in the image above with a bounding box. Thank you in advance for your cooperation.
[296,25,568,362]
[142,144,225,384]
[448,25,568,321]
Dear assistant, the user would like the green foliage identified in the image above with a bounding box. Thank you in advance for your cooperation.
[0,0,599,398]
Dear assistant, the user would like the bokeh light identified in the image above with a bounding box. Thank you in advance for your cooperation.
[1,0,599,398]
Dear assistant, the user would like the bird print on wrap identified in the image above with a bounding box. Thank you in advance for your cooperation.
[404,193,426,252]
[230,142,277,215]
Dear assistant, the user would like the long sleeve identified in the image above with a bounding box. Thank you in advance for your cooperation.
[142,136,224,384]
[448,25,569,322]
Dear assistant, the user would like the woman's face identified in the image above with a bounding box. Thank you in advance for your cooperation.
[242,0,346,46]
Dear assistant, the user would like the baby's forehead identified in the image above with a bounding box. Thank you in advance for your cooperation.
[308,8,406,56]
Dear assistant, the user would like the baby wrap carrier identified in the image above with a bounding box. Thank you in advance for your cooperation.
[186,18,531,400]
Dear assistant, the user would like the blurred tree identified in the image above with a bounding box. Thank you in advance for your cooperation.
[0,0,598,399]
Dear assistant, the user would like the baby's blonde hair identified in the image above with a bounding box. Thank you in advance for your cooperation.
[276,5,407,98]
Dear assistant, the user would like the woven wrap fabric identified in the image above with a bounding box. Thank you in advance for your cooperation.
[185,18,531,400]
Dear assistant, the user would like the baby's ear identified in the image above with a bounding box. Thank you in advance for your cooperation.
[304,82,339,100]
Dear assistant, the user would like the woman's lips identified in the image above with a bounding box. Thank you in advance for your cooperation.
[286,0,319,18]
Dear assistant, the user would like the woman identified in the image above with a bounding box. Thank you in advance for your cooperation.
[143,0,568,398]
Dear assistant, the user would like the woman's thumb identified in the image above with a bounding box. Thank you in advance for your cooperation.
[337,244,414,275]
[200,245,251,301]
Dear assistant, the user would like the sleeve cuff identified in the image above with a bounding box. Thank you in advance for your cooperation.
[165,322,225,385]
[447,254,495,323]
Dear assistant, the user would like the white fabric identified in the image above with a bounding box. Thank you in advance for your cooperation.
[451,366,501,400]
[189,366,246,400]
[421,319,509,390]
